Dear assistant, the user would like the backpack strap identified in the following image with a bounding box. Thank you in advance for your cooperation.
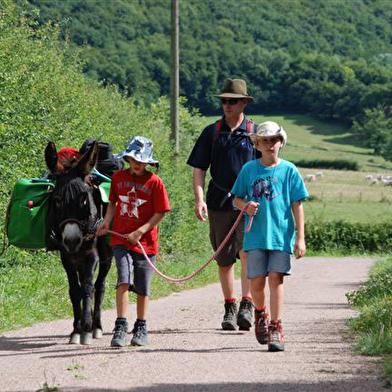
[213,119,222,141]
[214,118,254,140]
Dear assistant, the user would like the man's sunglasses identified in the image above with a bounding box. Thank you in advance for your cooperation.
[221,98,243,105]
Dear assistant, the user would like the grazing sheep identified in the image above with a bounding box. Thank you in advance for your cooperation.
[382,179,392,187]
[316,171,324,178]
[377,174,384,181]
[365,175,373,181]
[304,174,316,183]
[371,178,379,185]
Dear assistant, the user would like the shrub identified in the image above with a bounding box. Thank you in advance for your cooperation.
[293,159,359,171]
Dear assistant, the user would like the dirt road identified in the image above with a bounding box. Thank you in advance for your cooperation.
[0,257,386,391]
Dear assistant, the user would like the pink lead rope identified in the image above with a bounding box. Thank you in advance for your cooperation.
[107,202,253,284]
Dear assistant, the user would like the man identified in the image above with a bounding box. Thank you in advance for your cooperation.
[187,78,258,330]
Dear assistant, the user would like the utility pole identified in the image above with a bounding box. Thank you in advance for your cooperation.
[170,0,179,155]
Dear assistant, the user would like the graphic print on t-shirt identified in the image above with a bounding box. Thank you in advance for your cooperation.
[251,176,280,201]
[118,185,147,218]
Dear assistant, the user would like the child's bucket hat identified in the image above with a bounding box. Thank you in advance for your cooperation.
[115,136,159,167]
[214,78,254,102]
[250,121,287,148]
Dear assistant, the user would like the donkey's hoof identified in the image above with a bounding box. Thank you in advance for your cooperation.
[69,332,81,344]
[93,328,103,339]
[81,332,93,345]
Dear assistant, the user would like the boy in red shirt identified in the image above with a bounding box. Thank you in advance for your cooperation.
[97,136,170,347]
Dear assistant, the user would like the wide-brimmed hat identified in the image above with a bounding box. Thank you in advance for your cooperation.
[115,136,159,167]
[214,78,254,102]
[250,121,287,148]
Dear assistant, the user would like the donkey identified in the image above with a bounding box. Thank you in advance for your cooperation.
[45,141,112,345]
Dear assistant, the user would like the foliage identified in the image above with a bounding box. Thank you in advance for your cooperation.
[292,159,359,171]
[346,257,392,383]
[305,220,392,254]
[22,0,392,161]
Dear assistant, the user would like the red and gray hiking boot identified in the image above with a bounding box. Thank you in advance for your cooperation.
[221,302,237,330]
[268,319,284,352]
[254,308,269,344]
[237,298,254,331]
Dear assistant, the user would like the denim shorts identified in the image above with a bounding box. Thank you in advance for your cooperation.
[247,249,291,278]
[113,246,155,296]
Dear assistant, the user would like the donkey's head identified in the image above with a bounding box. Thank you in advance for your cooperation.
[45,141,100,254]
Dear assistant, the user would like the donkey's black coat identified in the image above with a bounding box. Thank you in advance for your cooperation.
[45,141,112,345]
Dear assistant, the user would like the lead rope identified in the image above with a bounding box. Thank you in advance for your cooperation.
[107,202,253,284]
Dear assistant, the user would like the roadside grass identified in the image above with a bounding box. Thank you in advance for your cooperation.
[346,256,392,386]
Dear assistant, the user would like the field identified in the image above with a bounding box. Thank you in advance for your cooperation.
[204,114,392,223]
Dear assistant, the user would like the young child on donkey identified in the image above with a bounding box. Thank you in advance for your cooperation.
[230,121,308,351]
[97,136,170,347]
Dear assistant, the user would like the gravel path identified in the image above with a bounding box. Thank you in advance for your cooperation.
[0,257,386,391]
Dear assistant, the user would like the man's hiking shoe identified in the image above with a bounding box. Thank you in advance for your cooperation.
[131,320,148,346]
[268,319,284,352]
[221,302,237,330]
[254,308,269,344]
[110,318,128,347]
[237,298,254,331]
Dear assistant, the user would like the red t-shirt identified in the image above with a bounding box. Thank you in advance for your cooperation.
[109,169,171,255]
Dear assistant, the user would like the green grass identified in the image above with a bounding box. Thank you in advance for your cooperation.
[346,257,392,385]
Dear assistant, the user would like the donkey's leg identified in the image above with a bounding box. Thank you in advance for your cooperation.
[61,255,82,344]
[80,255,98,345]
[92,259,112,338]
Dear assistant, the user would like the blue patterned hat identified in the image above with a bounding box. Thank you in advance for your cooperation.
[115,136,159,167]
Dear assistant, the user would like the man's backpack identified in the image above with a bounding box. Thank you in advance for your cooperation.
[80,139,124,178]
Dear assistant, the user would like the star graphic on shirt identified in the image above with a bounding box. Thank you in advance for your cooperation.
[119,186,147,218]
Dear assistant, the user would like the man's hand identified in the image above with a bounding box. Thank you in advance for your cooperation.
[195,201,208,221]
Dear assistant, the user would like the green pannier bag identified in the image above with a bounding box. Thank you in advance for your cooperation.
[6,179,55,249]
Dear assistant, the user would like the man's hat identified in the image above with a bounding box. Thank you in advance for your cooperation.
[214,78,254,102]
[115,136,159,167]
[250,121,287,148]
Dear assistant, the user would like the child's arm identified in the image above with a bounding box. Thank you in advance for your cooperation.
[292,201,306,259]
[96,201,116,236]
[233,196,259,216]
[127,212,166,245]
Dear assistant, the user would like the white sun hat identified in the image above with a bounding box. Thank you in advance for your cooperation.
[249,121,287,148]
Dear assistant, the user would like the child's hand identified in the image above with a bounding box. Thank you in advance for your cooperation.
[294,238,306,259]
[127,230,143,245]
[96,221,109,237]
[246,201,259,217]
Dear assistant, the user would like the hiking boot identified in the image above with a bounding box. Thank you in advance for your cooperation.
[221,302,237,330]
[254,308,269,345]
[268,319,284,352]
[110,318,128,347]
[237,298,254,331]
[131,320,148,346]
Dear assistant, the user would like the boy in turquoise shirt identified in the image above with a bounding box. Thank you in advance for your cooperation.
[231,121,308,352]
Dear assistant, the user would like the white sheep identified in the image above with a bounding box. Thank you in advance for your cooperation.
[371,179,379,185]
[377,174,384,181]
[365,175,373,181]
[382,179,392,187]
[316,171,324,178]
[304,174,316,183]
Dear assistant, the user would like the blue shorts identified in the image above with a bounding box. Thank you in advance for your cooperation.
[113,246,155,296]
[247,249,291,278]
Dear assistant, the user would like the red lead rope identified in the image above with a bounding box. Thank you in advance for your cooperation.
[107,202,253,284]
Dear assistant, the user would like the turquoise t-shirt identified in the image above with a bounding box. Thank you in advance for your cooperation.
[231,159,309,254]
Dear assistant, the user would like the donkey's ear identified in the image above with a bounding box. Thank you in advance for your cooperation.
[45,142,58,174]
[74,140,99,177]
